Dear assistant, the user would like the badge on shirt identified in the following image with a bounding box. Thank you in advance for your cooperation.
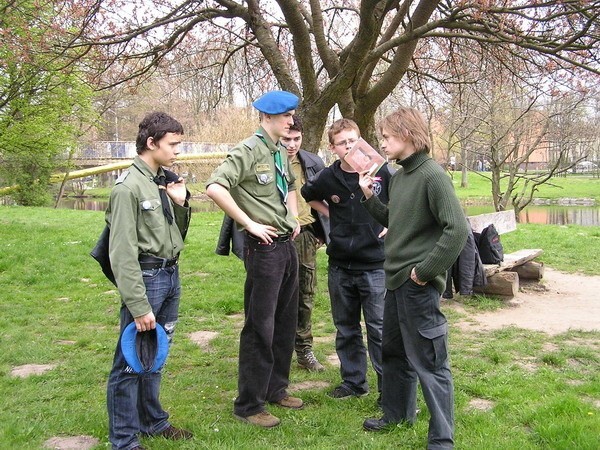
[140,199,161,211]
[256,173,274,185]
[372,181,382,197]
[255,163,274,185]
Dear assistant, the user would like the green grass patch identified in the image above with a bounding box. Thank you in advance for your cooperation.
[1,206,599,449]
[449,172,600,201]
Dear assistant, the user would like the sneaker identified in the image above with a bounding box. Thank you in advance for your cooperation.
[234,411,281,428]
[272,395,304,409]
[297,350,325,372]
[328,384,368,399]
[155,425,193,440]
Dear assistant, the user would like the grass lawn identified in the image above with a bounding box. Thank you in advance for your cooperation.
[0,207,598,449]
[83,171,600,204]
[448,171,600,202]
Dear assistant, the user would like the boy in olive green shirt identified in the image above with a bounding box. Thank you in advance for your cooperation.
[106,112,192,449]
[206,91,303,429]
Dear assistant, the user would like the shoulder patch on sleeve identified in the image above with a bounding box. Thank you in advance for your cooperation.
[115,171,130,184]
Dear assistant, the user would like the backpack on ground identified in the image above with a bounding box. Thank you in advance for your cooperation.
[474,224,504,264]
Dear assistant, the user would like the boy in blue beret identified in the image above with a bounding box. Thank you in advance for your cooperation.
[206,90,304,428]
[252,90,300,115]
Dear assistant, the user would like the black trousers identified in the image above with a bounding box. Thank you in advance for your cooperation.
[233,236,299,417]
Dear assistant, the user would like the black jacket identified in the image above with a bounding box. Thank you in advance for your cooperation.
[445,229,487,296]
[296,149,330,244]
[301,160,395,270]
[216,149,330,259]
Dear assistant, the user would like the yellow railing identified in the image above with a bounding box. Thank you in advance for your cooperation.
[0,153,228,195]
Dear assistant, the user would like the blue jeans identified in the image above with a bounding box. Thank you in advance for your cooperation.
[234,236,299,417]
[328,265,384,394]
[380,280,454,450]
[107,266,181,450]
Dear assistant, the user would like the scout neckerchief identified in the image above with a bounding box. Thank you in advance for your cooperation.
[152,174,174,224]
[256,132,288,203]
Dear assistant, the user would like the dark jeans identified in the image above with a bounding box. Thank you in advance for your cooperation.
[381,280,454,450]
[107,265,180,450]
[328,265,384,394]
[293,225,319,353]
[234,236,299,417]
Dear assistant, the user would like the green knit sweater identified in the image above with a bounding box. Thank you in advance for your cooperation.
[362,152,469,294]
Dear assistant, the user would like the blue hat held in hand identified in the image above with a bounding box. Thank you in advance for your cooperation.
[252,90,299,114]
[121,322,169,374]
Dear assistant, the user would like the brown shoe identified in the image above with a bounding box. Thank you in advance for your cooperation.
[273,395,304,409]
[155,424,193,440]
[297,350,325,372]
[234,411,281,428]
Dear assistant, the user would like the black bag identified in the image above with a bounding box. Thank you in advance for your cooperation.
[474,224,504,264]
[90,225,117,286]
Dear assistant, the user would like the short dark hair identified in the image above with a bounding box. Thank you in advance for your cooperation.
[136,112,184,154]
[290,114,303,133]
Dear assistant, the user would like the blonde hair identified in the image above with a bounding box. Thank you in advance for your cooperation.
[327,118,361,144]
[378,107,430,154]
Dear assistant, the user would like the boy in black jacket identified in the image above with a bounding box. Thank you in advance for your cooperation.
[301,118,394,401]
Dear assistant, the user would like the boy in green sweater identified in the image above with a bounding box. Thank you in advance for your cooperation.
[358,107,468,449]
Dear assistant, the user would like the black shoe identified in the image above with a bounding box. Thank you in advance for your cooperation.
[363,417,396,432]
[328,384,368,399]
[155,425,193,440]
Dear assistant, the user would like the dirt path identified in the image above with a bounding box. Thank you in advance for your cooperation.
[453,268,600,335]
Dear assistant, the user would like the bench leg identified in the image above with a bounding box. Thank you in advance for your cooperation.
[510,261,544,280]
[474,271,519,297]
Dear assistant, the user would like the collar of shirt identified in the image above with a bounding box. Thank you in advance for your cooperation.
[255,127,283,154]
[133,155,165,181]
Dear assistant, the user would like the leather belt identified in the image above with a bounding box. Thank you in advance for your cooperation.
[246,232,291,243]
[139,255,178,270]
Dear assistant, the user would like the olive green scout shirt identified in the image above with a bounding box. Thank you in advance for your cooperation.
[207,127,297,235]
[291,157,314,227]
[106,156,190,318]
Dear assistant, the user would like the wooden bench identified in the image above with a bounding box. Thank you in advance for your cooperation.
[467,210,544,297]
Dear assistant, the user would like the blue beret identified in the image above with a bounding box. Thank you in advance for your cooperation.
[252,90,299,114]
[120,322,169,374]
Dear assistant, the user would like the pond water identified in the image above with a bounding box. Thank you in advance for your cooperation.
[464,204,600,227]
[57,198,221,213]
[55,197,600,227]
